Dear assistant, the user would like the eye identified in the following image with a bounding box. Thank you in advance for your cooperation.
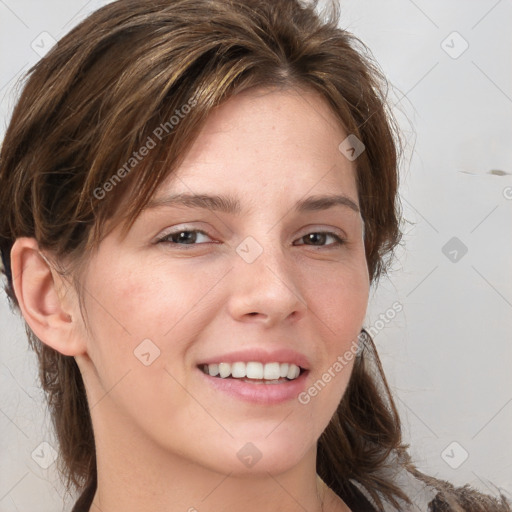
[295,231,346,247]
[157,229,214,246]
[156,228,345,249]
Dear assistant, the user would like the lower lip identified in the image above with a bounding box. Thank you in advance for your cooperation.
[197,368,309,405]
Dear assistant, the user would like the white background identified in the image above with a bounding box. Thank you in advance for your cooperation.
[1,1,511,510]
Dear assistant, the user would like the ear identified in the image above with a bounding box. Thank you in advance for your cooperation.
[10,237,86,356]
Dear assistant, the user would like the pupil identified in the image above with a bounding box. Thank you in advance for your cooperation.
[178,231,195,244]
[307,233,325,245]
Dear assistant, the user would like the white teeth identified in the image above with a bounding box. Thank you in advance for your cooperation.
[218,362,231,378]
[208,363,219,377]
[263,362,280,380]
[201,361,303,381]
[231,362,246,378]
[287,364,300,380]
[246,362,263,379]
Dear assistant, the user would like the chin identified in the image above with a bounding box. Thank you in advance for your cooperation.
[214,433,316,477]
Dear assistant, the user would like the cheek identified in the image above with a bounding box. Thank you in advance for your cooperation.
[84,262,190,334]
[80,260,222,374]
[77,263,204,420]
[304,259,369,339]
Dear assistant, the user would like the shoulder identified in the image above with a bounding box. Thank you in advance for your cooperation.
[402,467,512,512]
[417,472,512,512]
[346,468,512,512]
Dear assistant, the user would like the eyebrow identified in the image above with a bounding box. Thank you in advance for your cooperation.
[145,193,360,215]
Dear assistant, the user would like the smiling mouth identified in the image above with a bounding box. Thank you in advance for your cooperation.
[199,361,305,384]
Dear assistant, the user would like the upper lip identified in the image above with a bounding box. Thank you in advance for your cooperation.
[198,348,310,370]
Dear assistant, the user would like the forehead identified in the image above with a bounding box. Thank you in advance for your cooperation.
[152,87,358,212]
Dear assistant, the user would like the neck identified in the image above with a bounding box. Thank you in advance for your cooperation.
[88,409,329,512]
[90,454,326,512]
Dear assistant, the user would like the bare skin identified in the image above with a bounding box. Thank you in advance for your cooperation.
[11,87,367,512]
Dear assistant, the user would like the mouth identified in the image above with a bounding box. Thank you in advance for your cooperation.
[196,349,310,404]
[199,361,305,384]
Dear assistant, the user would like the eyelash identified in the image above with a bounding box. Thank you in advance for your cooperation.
[156,228,346,249]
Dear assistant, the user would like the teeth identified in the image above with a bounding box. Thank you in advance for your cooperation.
[246,362,263,379]
[218,362,231,378]
[231,361,246,378]
[208,363,219,377]
[287,364,300,380]
[201,362,302,381]
[263,362,280,380]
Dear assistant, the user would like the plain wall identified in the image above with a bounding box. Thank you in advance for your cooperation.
[1,1,511,510]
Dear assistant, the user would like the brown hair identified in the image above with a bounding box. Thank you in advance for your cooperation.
[0,1,509,510]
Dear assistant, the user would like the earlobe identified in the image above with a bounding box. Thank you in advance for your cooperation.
[10,237,86,356]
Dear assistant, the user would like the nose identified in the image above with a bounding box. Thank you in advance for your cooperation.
[227,242,308,327]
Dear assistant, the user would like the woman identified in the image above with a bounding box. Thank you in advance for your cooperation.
[0,0,509,511]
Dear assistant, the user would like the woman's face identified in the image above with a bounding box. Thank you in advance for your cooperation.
[74,87,369,475]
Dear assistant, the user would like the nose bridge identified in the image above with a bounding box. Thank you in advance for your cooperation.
[228,233,307,322]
